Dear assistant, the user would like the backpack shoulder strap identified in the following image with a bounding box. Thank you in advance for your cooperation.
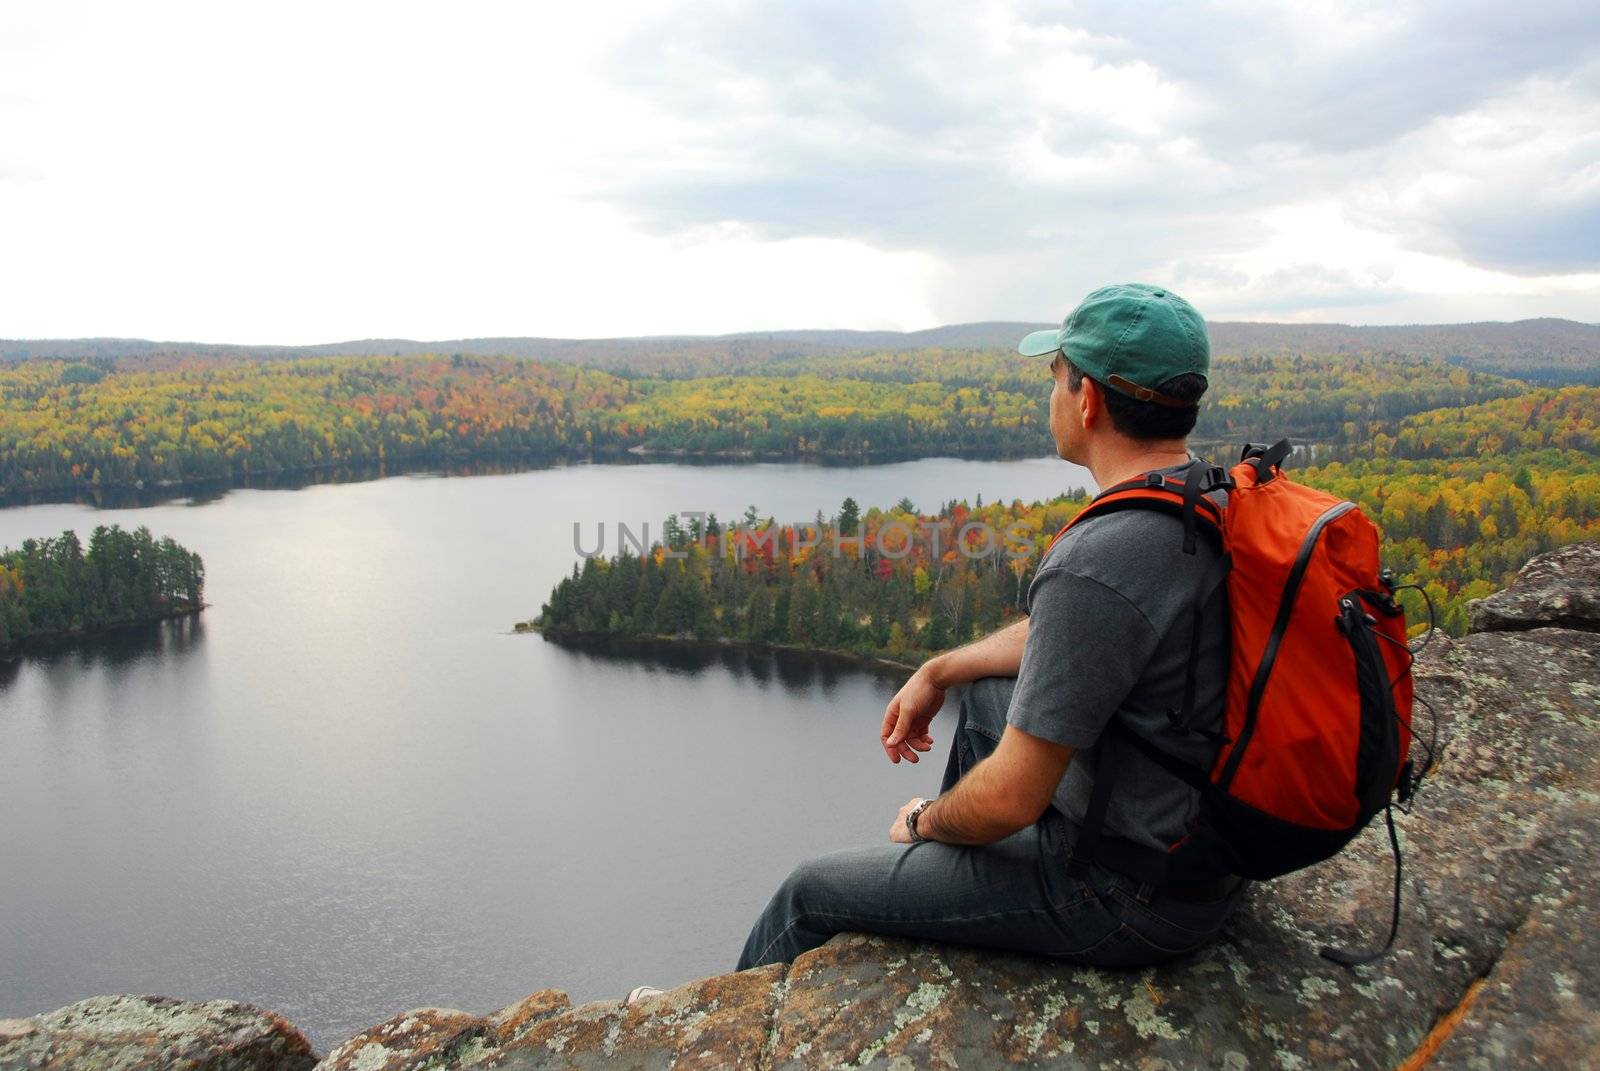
[1180,461,1233,554]
[1044,460,1232,734]
[1044,463,1225,558]
[1058,461,1234,882]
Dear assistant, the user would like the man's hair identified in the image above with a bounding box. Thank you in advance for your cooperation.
[1063,355,1206,441]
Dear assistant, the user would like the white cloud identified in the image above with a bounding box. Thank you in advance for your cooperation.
[1348,70,1600,273]
[0,0,1596,341]
[1172,201,1600,321]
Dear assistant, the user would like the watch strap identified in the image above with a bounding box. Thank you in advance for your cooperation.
[906,797,935,842]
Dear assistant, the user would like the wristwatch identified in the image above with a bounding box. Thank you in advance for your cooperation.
[906,797,936,843]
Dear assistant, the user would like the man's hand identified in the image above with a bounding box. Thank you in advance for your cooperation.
[880,667,945,763]
[889,797,927,843]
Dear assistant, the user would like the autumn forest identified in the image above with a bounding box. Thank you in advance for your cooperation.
[1,333,1596,651]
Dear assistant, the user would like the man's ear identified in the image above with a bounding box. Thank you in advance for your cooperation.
[1079,375,1102,429]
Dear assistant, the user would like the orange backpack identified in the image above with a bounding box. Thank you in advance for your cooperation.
[1050,440,1427,964]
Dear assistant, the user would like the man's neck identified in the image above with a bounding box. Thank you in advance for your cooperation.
[1085,441,1192,492]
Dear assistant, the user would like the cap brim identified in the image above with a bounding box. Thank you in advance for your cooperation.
[1016,329,1061,357]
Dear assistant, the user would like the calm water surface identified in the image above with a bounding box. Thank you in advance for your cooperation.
[0,456,1091,1048]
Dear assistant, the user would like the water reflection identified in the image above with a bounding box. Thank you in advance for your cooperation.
[543,633,911,689]
[3,614,206,681]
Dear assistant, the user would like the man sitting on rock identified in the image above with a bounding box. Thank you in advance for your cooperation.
[734,283,1249,974]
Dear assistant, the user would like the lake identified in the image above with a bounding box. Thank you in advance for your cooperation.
[0,455,1093,1049]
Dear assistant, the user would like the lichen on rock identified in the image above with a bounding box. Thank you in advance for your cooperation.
[0,994,316,1071]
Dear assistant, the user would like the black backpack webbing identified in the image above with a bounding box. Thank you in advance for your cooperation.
[1321,803,1404,967]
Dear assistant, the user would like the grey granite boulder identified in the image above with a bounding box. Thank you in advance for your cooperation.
[0,995,315,1071]
[1467,539,1600,633]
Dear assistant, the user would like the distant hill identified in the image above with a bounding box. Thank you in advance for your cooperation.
[1206,319,1600,384]
[4,318,1597,382]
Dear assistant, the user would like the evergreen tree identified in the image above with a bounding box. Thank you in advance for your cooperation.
[745,583,775,642]
[838,497,861,536]
[785,573,816,645]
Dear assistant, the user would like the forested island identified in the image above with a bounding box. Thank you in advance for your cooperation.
[532,384,1600,657]
[0,525,205,654]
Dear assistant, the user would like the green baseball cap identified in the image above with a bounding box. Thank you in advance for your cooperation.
[1017,283,1209,408]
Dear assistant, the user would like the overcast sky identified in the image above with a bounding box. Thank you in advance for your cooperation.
[2,0,1597,342]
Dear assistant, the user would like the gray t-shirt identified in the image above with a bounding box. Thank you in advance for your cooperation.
[1006,463,1229,853]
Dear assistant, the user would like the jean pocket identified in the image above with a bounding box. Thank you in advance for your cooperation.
[1107,883,1240,949]
[1046,916,1127,961]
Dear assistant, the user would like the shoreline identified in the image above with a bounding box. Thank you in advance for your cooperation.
[1,439,1342,510]
[0,605,205,662]
[1,445,1059,510]
[519,622,923,678]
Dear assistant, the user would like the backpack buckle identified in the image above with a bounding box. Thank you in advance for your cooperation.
[1145,473,1167,489]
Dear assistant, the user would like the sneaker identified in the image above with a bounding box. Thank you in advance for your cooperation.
[624,985,664,1006]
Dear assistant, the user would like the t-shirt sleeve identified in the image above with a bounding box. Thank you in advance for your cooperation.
[1005,563,1162,749]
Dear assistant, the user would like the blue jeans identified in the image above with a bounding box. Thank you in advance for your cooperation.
[736,676,1248,971]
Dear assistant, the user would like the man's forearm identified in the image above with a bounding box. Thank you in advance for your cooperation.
[916,759,1028,845]
[923,616,1029,689]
